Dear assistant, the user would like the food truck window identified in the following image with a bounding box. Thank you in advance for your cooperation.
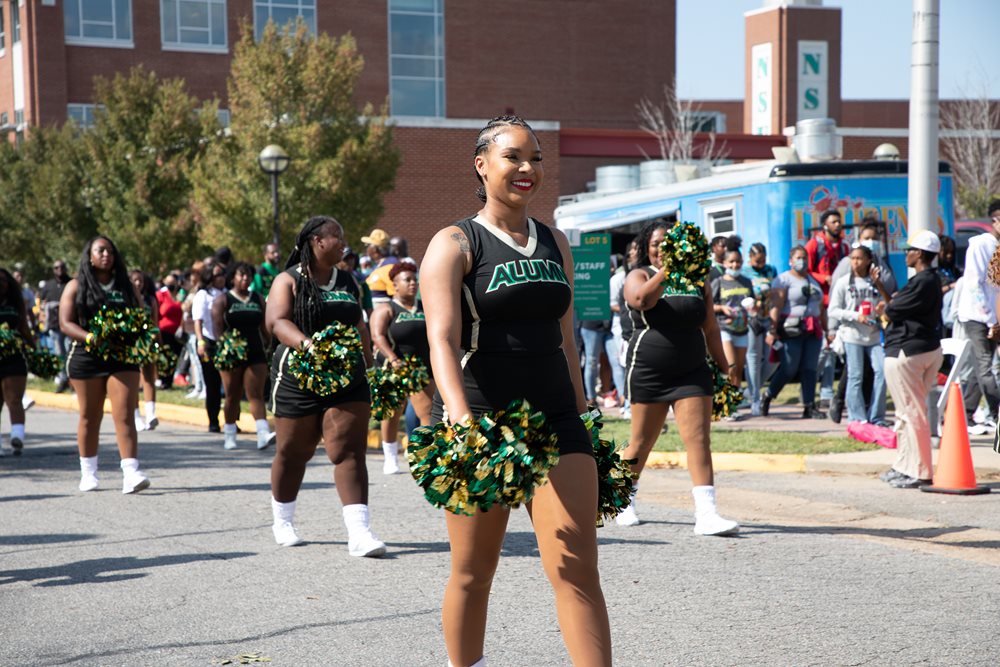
[704,205,736,237]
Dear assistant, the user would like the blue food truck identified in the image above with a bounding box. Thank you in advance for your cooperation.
[554,160,954,282]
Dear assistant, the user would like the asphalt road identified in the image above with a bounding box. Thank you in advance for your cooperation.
[2,408,1000,666]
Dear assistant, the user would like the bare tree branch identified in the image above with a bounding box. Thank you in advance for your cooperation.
[940,82,1000,218]
[636,82,729,170]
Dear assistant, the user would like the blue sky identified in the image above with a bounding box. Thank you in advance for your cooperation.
[677,0,999,100]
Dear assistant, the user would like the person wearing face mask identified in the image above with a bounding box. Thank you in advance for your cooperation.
[711,249,755,417]
[829,219,897,296]
[743,243,777,416]
[762,246,827,418]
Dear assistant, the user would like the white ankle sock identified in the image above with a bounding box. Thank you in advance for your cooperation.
[382,441,399,458]
[342,504,372,540]
[692,485,718,516]
[11,424,25,441]
[144,401,156,421]
[80,456,98,475]
[255,419,270,434]
[223,423,238,435]
[448,657,486,667]
[272,497,296,524]
[121,457,140,474]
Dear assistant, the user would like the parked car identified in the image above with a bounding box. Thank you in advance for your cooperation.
[954,219,992,271]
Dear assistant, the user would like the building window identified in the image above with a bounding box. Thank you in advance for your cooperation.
[0,4,6,51]
[162,0,227,51]
[681,111,726,134]
[67,104,100,129]
[702,200,739,238]
[388,0,444,117]
[12,1,20,44]
[64,0,133,45]
[254,0,315,40]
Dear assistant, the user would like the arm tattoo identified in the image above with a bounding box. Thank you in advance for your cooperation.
[450,232,470,254]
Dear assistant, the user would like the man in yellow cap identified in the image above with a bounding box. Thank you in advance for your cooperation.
[361,228,397,305]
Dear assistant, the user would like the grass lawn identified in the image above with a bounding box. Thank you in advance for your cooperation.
[28,378,876,456]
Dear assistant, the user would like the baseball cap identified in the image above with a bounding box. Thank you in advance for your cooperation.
[906,230,941,253]
[361,229,390,247]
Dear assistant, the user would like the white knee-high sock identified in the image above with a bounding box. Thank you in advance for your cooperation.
[271,497,296,525]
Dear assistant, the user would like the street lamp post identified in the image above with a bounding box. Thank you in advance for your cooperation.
[258,144,291,248]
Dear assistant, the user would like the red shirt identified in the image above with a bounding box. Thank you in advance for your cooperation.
[156,289,183,335]
[805,232,849,305]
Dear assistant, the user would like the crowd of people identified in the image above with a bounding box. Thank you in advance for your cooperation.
[0,112,997,666]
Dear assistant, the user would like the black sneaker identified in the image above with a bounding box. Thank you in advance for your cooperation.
[879,468,904,483]
[55,377,69,394]
[888,474,932,489]
[208,424,221,433]
[11,437,22,456]
[828,398,843,424]
[761,390,772,417]
[802,404,825,419]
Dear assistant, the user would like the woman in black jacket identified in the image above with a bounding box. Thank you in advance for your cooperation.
[878,230,943,489]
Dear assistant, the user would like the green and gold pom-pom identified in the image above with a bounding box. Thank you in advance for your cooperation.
[155,342,178,378]
[288,322,363,397]
[658,221,712,295]
[367,354,431,421]
[27,347,62,379]
[407,398,560,515]
[581,409,637,526]
[87,306,157,366]
[213,330,248,371]
[0,323,25,360]
[708,357,743,421]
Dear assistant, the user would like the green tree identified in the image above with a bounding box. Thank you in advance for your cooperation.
[0,124,96,278]
[83,66,219,273]
[192,20,400,260]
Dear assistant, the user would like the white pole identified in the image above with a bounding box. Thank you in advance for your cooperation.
[907,0,940,238]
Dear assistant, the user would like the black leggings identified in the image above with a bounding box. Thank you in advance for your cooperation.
[203,341,222,429]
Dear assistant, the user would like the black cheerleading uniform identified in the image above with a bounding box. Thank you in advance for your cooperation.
[222,291,267,366]
[66,284,140,379]
[430,216,591,457]
[375,300,432,378]
[269,266,370,417]
[625,268,712,403]
[0,304,28,378]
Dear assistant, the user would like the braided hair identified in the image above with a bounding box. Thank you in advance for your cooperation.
[75,235,137,325]
[285,216,342,336]
[634,221,671,268]
[473,115,538,203]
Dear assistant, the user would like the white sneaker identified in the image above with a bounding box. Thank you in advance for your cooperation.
[224,432,238,450]
[79,473,99,492]
[383,456,401,475]
[983,418,997,431]
[122,470,150,494]
[615,502,640,526]
[973,405,987,424]
[272,521,304,547]
[968,423,988,436]
[135,415,148,432]
[694,512,740,536]
[22,396,35,411]
[184,388,200,399]
[257,431,276,450]
[348,532,386,558]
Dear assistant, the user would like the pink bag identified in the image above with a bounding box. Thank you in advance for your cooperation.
[847,421,897,449]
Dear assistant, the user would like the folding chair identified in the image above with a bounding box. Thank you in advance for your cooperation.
[929,337,969,436]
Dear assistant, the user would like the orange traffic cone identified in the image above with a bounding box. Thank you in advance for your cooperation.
[922,383,990,495]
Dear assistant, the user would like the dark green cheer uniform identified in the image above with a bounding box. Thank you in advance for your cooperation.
[625,267,712,403]
[222,291,267,366]
[269,266,370,417]
[376,300,432,378]
[430,216,591,456]
[0,304,27,378]
[66,284,140,379]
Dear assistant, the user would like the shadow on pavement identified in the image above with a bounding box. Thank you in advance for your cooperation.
[0,493,73,503]
[0,533,97,546]
[741,522,1000,550]
[0,551,254,587]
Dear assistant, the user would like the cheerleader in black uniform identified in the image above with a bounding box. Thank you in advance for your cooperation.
[129,270,159,431]
[617,221,739,536]
[210,261,274,451]
[0,267,33,456]
[368,260,435,474]
[59,236,150,494]
[266,216,385,557]
[421,116,611,667]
